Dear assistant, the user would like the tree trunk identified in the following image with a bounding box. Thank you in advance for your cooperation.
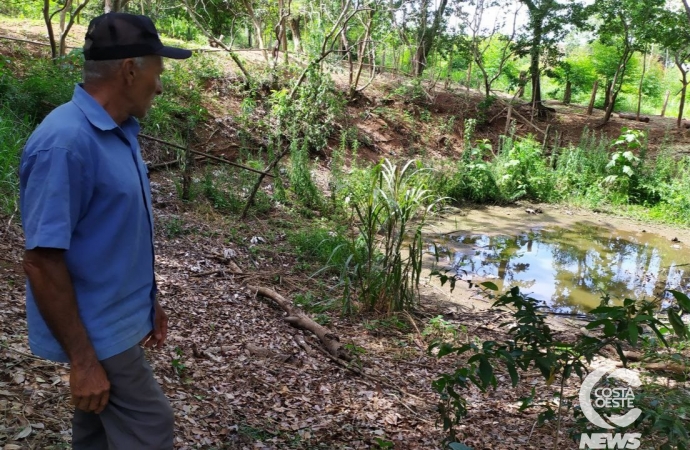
[350,10,374,99]
[289,16,302,53]
[602,49,633,125]
[563,80,572,104]
[682,0,690,25]
[241,0,267,62]
[661,90,670,117]
[619,113,649,123]
[636,50,647,121]
[43,0,58,60]
[587,80,599,115]
[603,80,612,110]
[104,0,128,13]
[444,45,454,89]
[60,0,71,35]
[517,71,526,98]
[412,0,449,77]
[279,0,287,52]
[466,60,473,91]
[678,73,688,129]
[529,19,545,117]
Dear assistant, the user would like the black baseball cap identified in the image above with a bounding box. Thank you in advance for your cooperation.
[84,13,192,61]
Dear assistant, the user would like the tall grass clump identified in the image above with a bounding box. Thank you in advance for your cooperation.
[333,159,440,314]
[0,56,79,215]
[552,128,611,204]
[0,55,80,123]
[0,104,31,214]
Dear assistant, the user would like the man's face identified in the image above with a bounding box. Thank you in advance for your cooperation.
[127,55,164,119]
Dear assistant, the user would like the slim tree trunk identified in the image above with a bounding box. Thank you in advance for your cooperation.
[603,80,612,110]
[636,50,647,121]
[60,0,71,34]
[412,0,448,77]
[350,9,374,99]
[602,49,633,124]
[529,18,545,117]
[43,0,58,60]
[679,72,688,129]
[289,17,302,53]
[466,60,473,92]
[279,0,287,52]
[445,45,454,89]
[587,80,599,115]
[241,0,268,62]
[563,80,572,104]
[661,90,670,117]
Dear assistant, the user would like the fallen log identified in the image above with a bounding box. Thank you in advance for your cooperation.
[247,285,352,362]
[618,113,650,123]
[618,351,688,375]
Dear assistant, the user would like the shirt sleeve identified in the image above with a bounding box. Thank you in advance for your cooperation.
[20,147,87,251]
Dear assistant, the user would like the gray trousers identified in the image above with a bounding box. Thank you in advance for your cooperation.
[72,345,174,450]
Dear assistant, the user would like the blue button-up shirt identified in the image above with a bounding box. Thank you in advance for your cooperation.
[19,84,156,363]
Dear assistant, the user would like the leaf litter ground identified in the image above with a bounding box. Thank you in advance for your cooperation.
[0,172,635,450]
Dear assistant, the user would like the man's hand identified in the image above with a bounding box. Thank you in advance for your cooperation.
[142,301,168,349]
[71,358,110,413]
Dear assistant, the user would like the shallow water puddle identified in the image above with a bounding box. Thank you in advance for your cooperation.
[425,221,690,313]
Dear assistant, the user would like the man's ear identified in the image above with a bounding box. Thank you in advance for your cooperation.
[121,58,137,86]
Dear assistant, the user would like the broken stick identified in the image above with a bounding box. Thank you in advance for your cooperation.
[247,285,352,362]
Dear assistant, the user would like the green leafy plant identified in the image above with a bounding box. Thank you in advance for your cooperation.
[422,315,460,342]
[171,346,186,377]
[602,128,644,202]
[328,159,441,314]
[431,284,690,446]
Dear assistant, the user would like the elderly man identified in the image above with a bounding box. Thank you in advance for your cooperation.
[19,12,191,449]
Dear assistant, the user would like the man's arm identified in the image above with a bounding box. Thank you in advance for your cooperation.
[23,247,110,414]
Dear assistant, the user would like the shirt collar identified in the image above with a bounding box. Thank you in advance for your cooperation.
[71,84,140,136]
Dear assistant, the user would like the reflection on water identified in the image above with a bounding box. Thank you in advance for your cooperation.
[427,223,690,313]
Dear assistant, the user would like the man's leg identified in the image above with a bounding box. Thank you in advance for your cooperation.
[98,345,174,449]
[72,408,107,450]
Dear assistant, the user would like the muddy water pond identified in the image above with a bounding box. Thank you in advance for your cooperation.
[423,206,690,313]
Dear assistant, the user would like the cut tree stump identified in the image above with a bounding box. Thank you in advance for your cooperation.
[618,113,650,123]
[247,285,352,362]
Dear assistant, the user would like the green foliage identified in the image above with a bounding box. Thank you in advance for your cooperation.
[293,292,337,314]
[431,283,690,445]
[0,55,81,123]
[171,346,187,377]
[494,135,555,201]
[141,53,221,143]
[602,128,643,201]
[0,103,30,215]
[432,139,501,204]
[423,316,465,342]
[287,224,352,272]
[269,68,343,209]
[289,140,322,209]
[329,159,439,314]
[200,163,271,215]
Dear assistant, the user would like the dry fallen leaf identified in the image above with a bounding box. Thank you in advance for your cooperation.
[15,424,32,440]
